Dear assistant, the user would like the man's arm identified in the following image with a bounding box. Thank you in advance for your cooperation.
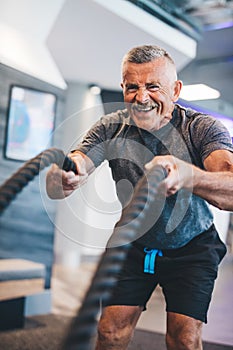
[145,149,233,211]
[46,151,95,199]
[193,149,233,210]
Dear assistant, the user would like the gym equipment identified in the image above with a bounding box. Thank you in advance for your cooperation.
[0,148,77,214]
[0,148,167,349]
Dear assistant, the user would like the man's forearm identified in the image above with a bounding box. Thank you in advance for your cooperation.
[193,167,233,211]
[145,154,233,211]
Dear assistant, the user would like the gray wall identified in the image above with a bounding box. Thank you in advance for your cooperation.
[0,64,66,288]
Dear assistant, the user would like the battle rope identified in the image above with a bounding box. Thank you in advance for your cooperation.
[0,147,167,350]
[62,165,167,350]
[0,148,77,214]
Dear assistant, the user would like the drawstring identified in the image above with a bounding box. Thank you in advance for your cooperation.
[144,248,163,274]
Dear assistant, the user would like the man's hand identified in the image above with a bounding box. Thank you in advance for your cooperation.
[46,151,94,199]
[145,155,194,196]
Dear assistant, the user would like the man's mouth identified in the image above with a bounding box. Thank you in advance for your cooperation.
[131,103,158,113]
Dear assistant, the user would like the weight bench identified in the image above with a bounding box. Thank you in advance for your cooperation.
[0,259,50,330]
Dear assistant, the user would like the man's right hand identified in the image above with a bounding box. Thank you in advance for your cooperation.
[46,151,94,199]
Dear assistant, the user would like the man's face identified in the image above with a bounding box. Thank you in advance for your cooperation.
[121,57,182,132]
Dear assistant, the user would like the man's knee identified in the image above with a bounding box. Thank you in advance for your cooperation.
[97,318,134,345]
[166,330,202,350]
[166,312,203,350]
[96,305,142,349]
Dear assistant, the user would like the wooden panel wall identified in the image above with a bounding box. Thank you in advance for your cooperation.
[0,64,66,288]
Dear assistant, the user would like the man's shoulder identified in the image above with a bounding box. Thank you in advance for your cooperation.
[98,109,130,137]
[176,103,202,119]
[175,103,216,126]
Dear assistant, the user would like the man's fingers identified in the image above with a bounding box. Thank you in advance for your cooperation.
[62,170,88,189]
[145,156,174,172]
[145,159,164,170]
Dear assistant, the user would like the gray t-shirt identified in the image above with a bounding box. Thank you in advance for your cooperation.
[75,104,233,249]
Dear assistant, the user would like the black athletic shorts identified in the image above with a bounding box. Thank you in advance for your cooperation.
[103,224,226,323]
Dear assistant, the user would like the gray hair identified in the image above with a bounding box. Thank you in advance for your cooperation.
[122,45,175,66]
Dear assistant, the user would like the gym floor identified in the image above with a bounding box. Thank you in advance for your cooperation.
[51,251,233,346]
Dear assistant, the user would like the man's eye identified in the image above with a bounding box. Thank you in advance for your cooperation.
[126,85,138,92]
[147,84,159,91]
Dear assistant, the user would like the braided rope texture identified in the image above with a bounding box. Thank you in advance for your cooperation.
[0,148,76,214]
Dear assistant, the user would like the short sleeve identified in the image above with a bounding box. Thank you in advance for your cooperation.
[72,110,128,168]
[191,115,233,163]
[73,119,107,168]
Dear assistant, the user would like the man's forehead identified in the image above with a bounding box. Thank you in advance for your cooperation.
[122,59,177,82]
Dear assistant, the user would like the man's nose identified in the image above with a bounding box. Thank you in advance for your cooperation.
[135,88,150,104]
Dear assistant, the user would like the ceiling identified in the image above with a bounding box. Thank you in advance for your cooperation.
[46,0,196,90]
[178,0,233,29]
[45,0,233,106]
[172,0,233,106]
[129,0,233,32]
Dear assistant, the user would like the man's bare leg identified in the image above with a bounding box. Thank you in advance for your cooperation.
[166,312,203,350]
[95,305,142,350]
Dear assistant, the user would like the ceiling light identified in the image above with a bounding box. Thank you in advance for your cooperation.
[179,84,220,101]
[89,85,101,95]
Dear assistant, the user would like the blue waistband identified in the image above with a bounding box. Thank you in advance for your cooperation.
[144,248,163,274]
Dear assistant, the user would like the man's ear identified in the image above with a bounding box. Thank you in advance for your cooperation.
[172,80,183,102]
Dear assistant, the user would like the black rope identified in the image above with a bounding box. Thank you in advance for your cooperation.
[0,147,167,350]
[0,148,77,214]
[62,165,167,350]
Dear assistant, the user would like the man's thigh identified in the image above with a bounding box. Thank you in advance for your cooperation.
[102,244,159,310]
[159,225,226,323]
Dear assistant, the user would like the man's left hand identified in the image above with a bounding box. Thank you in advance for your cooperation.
[145,155,194,196]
